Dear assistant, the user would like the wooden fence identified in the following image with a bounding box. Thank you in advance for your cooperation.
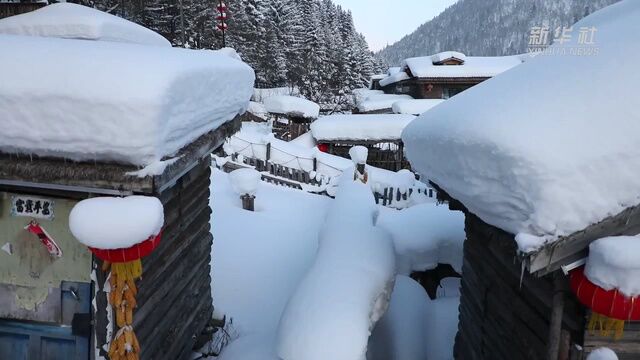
[220,154,437,208]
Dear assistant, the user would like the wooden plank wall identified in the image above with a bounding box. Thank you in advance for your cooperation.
[95,158,214,360]
[455,214,586,360]
[584,320,640,360]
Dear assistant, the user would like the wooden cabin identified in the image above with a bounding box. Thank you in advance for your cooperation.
[263,96,320,141]
[0,4,255,359]
[0,119,240,359]
[310,114,415,172]
[432,186,640,360]
[380,52,526,99]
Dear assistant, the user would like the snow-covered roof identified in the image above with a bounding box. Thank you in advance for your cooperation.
[0,3,171,47]
[392,99,445,115]
[311,114,416,141]
[379,71,410,87]
[405,53,525,79]
[0,34,255,166]
[357,94,413,113]
[371,73,387,80]
[263,95,320,119]
[402,0,640,252]
[431,51,467,64]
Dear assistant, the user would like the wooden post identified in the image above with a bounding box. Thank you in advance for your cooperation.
[240,194,255,211]
[547,272,566,360]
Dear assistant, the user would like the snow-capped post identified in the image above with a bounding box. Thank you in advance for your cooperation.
[349,146,369,184]
[229,168,261,211]
[69,196,165,360]
[216,0,228,48]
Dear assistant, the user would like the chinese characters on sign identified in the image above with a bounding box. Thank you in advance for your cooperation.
[528,25,598,56]
[11,196,55,220]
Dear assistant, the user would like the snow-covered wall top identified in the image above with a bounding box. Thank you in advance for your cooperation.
[403,53,526,79]
[0,3,171,47]
[392,99,445,116]
[0,34,255,166]
[356,94,413,112]
[311,114,416,142]
[263,95,320,119]
[402,0,640,252]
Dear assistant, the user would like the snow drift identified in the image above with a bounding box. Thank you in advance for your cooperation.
[276,180,395,360]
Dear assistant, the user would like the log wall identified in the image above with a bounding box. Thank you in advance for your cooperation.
[95,158,214,360]
[455,213,586,360]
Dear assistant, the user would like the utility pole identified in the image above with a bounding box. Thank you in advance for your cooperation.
[216,0,228,48]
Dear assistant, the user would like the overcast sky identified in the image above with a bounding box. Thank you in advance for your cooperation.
[332,0,459,51]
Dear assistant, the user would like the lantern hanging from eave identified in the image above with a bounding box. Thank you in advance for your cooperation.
[70,196,164,360]
[570,266,640,339]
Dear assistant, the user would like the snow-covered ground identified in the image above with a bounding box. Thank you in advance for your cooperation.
[209,169,464,359]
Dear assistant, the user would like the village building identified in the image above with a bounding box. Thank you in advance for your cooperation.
[402,2,640,359]
[380,51,528,99]
[263,95,320,141]
[310,114,416,172]
[0,4,254,359]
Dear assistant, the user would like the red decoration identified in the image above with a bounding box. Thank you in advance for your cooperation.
[89,231,162,263]
[317,143,329,153]
[25,220,63,258]
[570,267,640,321]
[217,23,228,31]
[216,3,227,12]
[216,14,227,21]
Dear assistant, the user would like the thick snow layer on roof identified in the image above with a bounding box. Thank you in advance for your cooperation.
[358,94,413,112]
[587,348,619,360]
[247,101,268,119]
[388,67,402,76]
[263,95,320,119]
[252,87,299,102]
[353,88,384,105]
[0,3,171,47]
[585,235,640,297]
[311,114,416,141]
[403,0,640,251]
[276,181,395,360]
[69,196,163,250]
[379,71,410,87]
[404,54,524,79]
[0,34,254,166]
[392,99,445,115]
[378,204,465,274]
[431,51,467,63]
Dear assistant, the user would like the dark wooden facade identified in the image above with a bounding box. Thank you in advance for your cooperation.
[325,140,409,172]
[381,77,488,100]
[0,118,240,360]
[271,114,313,141]
[0,2,45,19]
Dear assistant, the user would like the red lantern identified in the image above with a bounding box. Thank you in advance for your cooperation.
[317,143,329,153]
[216,3,227,12]
[570,267,640,321]
[216,14,227,21]
[88,230,162,263]
[217,23,228,31]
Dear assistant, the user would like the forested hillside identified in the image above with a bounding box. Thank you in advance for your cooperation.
[377,0,621,65]
[67,0,381,110]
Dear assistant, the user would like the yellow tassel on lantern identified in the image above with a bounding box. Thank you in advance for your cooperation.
[588,312,625,340]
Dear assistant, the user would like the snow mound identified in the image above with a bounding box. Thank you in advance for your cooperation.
[587,348,619,360]
[264,95,320,119]
[378,203,466,274]
[219,334,280,360]
[311,114,416,141]
[69,196,164,250]
[229,168,261,196]
[403,0,640,250]
[357,94,413,112]
[392,99,444,115]
[349,146,368,164]
[423,296,460,360]
[585,235,640,297]
[247,101,268,119]
[276,181,395,360]
[0,3,170,47]
[0,34,254,166]
[353,88,384,105]
[379,72,410,88]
